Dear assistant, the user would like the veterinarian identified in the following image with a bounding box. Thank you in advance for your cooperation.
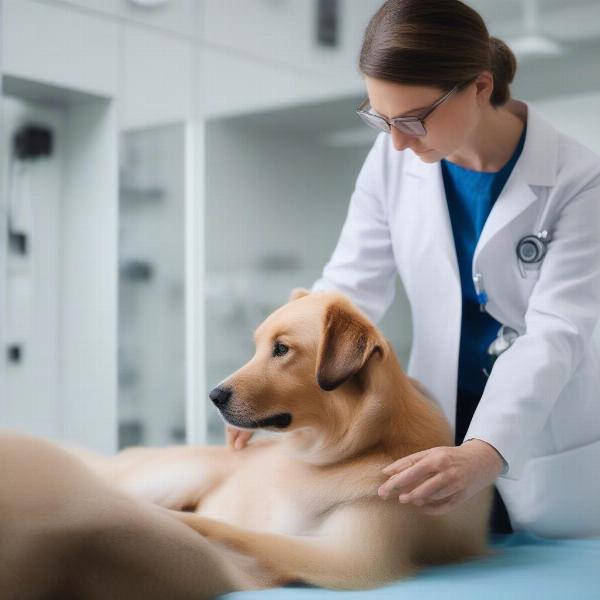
[230,0,600,539]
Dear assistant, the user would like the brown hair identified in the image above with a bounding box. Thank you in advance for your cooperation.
[359,0,517,107]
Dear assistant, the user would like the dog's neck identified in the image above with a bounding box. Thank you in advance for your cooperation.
[281,346,454,468]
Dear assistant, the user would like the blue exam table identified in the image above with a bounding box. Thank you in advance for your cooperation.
[220,532,600,600]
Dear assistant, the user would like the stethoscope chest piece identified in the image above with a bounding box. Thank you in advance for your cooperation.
[517,229,550,264]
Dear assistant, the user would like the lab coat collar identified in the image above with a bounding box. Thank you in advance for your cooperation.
[508,99,558,187]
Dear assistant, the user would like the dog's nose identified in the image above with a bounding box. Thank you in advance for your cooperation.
[209,386,232,407]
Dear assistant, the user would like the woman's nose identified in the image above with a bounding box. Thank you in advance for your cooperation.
[390,127,413,151]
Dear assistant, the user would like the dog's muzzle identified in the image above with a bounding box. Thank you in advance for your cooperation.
[209,387,292,429]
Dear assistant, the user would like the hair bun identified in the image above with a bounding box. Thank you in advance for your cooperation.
[489,36,517,105]
[489,36,517,84]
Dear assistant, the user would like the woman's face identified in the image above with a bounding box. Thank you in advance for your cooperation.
[364,75,490,162]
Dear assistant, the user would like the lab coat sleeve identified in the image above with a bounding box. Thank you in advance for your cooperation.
[310,133,398,324]
[465,168,600,481]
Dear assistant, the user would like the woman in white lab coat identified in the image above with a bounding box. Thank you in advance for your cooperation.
[308,0,600,539]
[228,0,600,537]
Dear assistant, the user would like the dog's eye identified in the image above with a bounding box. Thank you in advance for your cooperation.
[272,342,289,357]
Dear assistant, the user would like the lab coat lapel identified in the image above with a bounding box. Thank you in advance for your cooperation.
[404,155,461,428]
[405,155,460,286]
[472,163,538,267]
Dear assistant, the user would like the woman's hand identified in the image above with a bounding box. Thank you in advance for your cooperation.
[225,424,254,450]
[378,439,505,515]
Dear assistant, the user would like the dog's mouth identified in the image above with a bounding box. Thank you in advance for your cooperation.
[257,412,293,429]
[222,411,293,430]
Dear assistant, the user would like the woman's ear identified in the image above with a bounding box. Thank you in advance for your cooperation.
[289,287,311,302]
[315,300,385,392]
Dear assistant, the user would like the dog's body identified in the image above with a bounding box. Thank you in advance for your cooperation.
[76,289,494,590]
[0,289,494,597]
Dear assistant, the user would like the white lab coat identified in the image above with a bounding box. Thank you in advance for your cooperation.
[311,99,600,538]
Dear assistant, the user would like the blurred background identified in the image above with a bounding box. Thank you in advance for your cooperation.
[0,0,599,452]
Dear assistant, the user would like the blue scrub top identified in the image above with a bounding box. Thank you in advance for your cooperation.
[442,122,527,395]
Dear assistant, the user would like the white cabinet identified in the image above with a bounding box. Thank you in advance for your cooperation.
[198,46,322,119]
[199,0,383,79]
[49,0,198,38]
[2,0,119,97]
[0,84,118,453]
[197,43,366,120]
[120,24,195,129]
[200,0,312,69]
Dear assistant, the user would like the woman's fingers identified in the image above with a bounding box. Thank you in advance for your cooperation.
[225,425,236,449]
[225,425,254,450]
[381,449,430,475]
[235,430,253,450]
[397,472,460,504]
[378,458,437,498]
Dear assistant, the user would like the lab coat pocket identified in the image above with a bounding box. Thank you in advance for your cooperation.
[521,438,600,538]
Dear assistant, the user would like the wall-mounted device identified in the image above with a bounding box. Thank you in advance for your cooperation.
[5,123,53,365]
[316,0,339,47]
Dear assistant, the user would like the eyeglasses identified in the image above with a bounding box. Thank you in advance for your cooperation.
[356,85,460,137]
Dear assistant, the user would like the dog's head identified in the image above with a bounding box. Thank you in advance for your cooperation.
[209,288,390,441]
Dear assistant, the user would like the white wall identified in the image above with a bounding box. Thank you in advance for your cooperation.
[60,98,117,452]
[533,91,600,156]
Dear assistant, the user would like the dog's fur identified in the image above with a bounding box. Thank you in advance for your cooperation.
[0,289,493,597]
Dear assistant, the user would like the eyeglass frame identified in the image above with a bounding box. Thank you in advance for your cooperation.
[356,81,470,137]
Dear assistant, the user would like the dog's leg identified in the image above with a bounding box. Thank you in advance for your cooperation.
[165,505,417,590]
[63,442,233,511]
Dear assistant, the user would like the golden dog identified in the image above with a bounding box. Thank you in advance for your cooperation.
[0,288,493,598]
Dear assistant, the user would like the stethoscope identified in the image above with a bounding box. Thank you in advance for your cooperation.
[473,197,554,313]
[475,199,554,377]
[516,229,551,277]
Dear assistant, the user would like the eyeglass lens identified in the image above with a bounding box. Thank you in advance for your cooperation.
[357,110,426,137]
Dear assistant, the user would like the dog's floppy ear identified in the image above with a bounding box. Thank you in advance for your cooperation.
[289,287,311,302]
[316,301,385,391]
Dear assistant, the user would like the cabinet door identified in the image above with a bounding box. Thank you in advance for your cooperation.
[200,0,383,78]
[118,123,190,448]
[120,24,195,129]
[201,0,312,70]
